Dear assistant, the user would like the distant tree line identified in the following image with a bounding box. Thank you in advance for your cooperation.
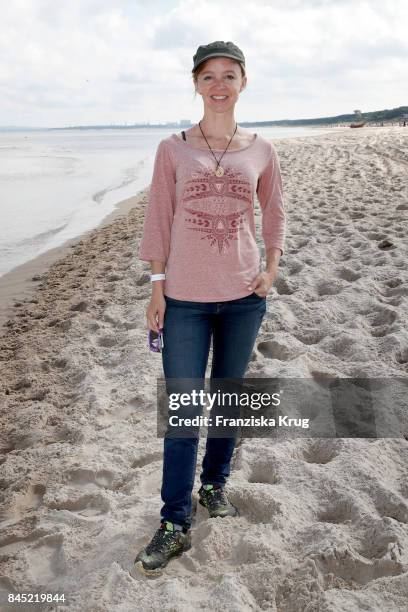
[240,106,408,127]
[5,105,405,131]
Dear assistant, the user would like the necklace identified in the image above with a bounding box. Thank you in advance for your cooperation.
[198,120,238,177]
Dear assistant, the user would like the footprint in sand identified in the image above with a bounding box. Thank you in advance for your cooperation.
[123,319,139,329]
[24,533,67,586]
[275,558,323,611]
[331,225,347,235]
[65,468,116,490]
[70,300,88,312]
[372,488,408,524]
[378,238,395,250]
[394,258,408,269]
[371,255,389,266]
[318,332,358,360]
[366,305,398,329]
[131,451,162,469]
[256,336,304,361]
[395,347,408,366]
[398,479,408,499]
[1,484,46,522]
[382,279,407,299]
[365,231,384,240]
[294,238,309,249]
[46,493,111,517]
[107,273,123,282]
[370,325,394,338]
[357,518,404,561]
[386,278,403,288]
[231,485,283,524]
[98,402,137,426]
[97,334,118,347]
[271,277,296,296]
[247,461,281,485]
[338,230,353,239]
[309,544,406,588]
[316,497,359,524]
[187,522,237,568]
[103,285,116,294]
[125,454,163,496]
[135,291,151,300]
[0,531,45,556]
[286,259,304,275]
[299,440,340,465]
[228,534,279,568]
[293,328,326,346]
[335,249,353,262]
[316,279,347,296]
[336,267,361,282]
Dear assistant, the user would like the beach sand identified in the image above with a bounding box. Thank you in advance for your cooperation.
[0,126,407,611]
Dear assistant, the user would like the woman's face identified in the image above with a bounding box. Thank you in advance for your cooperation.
[195,57,246,113]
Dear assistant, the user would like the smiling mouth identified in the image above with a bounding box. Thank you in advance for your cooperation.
[210,95,228,101]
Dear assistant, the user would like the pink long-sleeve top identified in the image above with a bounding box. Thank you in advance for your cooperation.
[138,132,286,302]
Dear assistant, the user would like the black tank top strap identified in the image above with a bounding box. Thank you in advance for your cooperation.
[181,130,186,141]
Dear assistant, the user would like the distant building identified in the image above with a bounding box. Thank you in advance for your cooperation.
[179,119,192,126]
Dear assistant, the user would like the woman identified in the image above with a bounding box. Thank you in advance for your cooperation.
[132,41,286,576]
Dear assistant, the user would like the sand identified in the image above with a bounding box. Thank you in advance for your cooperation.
[0,126,407,611]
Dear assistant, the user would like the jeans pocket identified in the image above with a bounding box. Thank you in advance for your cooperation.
[251,291,266,300]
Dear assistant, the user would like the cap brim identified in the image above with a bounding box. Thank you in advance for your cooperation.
[194,52,244,70]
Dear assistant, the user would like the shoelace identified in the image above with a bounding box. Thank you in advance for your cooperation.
[146,526,177,554]
[205,487,229,510]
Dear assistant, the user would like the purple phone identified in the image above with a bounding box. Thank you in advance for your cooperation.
[148,329,164,352]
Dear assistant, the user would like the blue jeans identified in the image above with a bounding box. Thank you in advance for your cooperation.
[160,292,266,528]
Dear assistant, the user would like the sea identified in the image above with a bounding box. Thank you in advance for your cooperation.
[0,125,334,278]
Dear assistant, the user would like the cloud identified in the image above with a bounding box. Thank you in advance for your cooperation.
[0,0,406,126]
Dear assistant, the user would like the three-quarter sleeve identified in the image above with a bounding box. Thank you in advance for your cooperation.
[138,140,176,262]
[256,143,286,256]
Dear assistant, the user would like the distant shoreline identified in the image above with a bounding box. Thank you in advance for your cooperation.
[0,118,408,133]
[1,117,407,132]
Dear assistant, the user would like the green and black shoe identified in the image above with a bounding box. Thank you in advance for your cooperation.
[198,484,239,518]
[131,520,191,577]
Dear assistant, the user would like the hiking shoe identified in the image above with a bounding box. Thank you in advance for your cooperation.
[131,520,191,577]
[198,484,239,518]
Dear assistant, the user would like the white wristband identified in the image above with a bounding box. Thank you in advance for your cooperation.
[150,273,166,281]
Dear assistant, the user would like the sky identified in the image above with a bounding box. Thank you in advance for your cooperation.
[1,0,407,128]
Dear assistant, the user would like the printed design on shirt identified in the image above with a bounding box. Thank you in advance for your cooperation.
[181,166,252,254]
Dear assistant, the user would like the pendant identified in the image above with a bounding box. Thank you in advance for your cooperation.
[215,166,224,177]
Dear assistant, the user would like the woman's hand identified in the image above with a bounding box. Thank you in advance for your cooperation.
[248,268,278,298]
[146,289,166,332]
